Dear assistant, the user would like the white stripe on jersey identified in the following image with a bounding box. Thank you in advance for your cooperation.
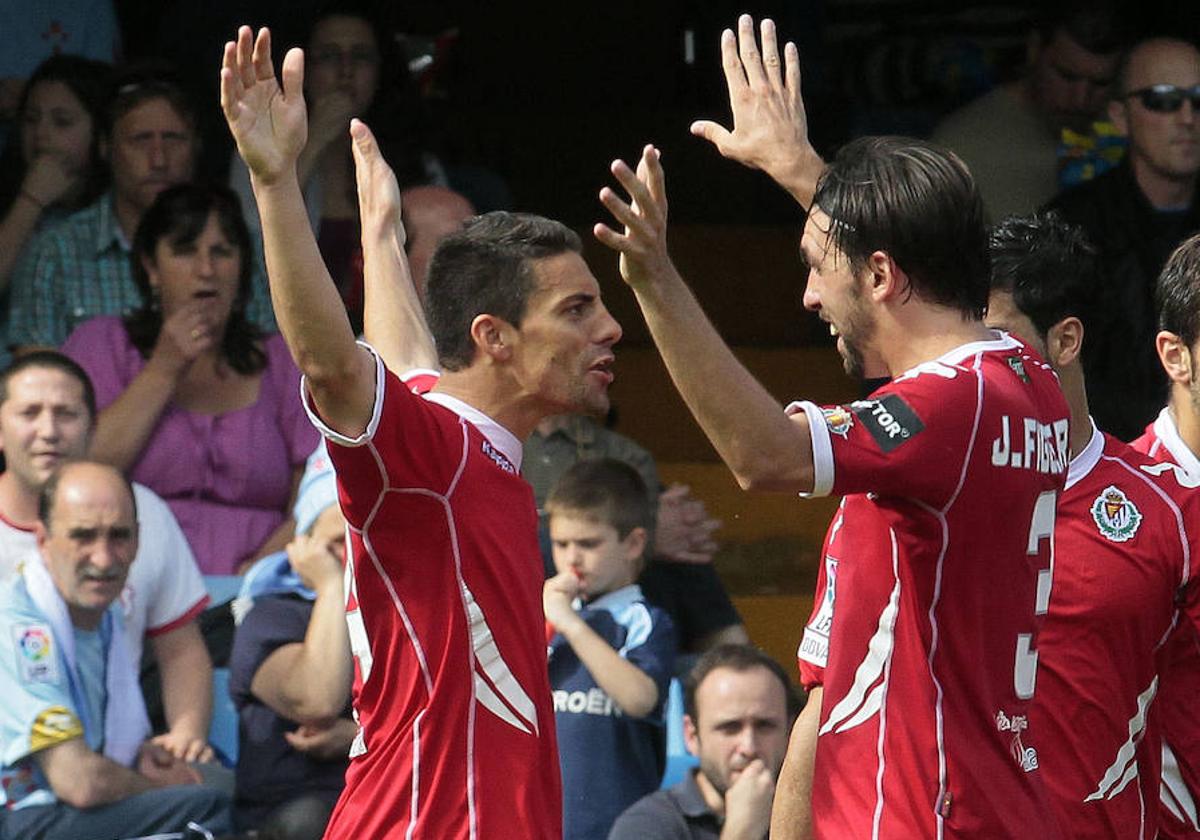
[1086,676,1158,802]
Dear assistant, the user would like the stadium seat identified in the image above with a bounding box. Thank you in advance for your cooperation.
[660,677,698,788]
[208,667,239,767]
[202,575,243,606]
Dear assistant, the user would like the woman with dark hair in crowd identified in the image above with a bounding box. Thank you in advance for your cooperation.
[0,55,111,295]
[63,183,318,575]
[229,0,436,333]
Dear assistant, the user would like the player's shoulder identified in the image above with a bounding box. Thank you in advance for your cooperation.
[1090,433,1200,511]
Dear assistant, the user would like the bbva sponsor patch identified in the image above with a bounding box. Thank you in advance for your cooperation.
[851,394,925,453]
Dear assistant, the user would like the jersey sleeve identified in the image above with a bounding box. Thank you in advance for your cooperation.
[622,606,677,716]
[0,612,83,767]
[302,343,468,529]
[797,550,831,691]
[227,597,311,711]
[787,364,979,503]
[132,485,209,635]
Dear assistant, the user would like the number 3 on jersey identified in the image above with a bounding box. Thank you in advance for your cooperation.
[1014,490,1056,700]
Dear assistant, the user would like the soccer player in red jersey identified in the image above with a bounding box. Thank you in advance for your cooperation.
[220,27,621,839]
[1130,234,1200,838]
[597,18,1070,838]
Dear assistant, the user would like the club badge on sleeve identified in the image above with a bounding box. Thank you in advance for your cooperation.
[1090,486,1143,543]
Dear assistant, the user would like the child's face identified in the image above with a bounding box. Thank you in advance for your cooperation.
[549,512,644,600]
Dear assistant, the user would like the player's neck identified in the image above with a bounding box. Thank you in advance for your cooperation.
[1058,362,1093,459]
[433,368,542,441]
[881,310,995,377]
[1169,388,1200,458]
[0,473,38,527]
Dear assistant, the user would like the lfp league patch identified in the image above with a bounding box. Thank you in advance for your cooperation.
[12,624,59,685]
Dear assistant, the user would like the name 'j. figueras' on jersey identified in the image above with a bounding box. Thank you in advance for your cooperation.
[991,415,1070,476]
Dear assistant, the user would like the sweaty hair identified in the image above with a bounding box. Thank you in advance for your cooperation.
[811,136,990,319]
[988,211,1100,338]
[683,644,804,723]
[1157,234,1200,349]
[127,183,266,375]
[424,211,582,371]
[0,352,97,422]
[39,462,138,530]
[545,458,652,540]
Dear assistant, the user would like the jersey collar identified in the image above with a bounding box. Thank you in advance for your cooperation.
[575,582,643,612]
[1152,407,1200,479]
[932,329,1022,367]
[423,392,524,471]
[1065,418,1104,490]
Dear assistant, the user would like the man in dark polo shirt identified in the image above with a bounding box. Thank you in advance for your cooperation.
[608,645,800,840]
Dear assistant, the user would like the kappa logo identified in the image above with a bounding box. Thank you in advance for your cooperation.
[821,407,854,439]
[1091,485,1143,543]
[851,394,924,453]
[481,440,516,474]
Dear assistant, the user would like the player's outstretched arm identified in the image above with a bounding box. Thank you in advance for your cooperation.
[690,16,825,209]
[350,118,438,374]
[220,26,374,437]
[771,685,821,840]
[595,145,815,494]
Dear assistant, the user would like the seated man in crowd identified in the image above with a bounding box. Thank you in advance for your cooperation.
[1048,36,1200,439]
[609,644,800,840]
[0,351,213,762]
[544,458,676,840]
[0,461,230,838]
[229,441,354,840]
[7,66,275,354]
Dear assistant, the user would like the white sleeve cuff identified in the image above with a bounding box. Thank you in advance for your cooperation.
[785,400,835,497]
[301,341,385,448]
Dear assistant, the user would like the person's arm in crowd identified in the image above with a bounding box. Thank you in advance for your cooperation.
[350,119,438,373]
[0,155,80,290]
[221,26,375,438]
[148,620,214,763]
[771,685,822,840]
[35,737,199,809]
[655,484,721,564]
[83,305,228,471]
[250,532,352,724]
[721,758,777,840]
[284,717,358,762]
[595,145,815,494]
[543,571,659,717]
[690,16,825,210]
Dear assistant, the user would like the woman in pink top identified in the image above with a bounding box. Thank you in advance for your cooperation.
[64,183,317,574]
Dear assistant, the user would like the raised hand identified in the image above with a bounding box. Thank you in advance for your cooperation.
[150,303,220,378]
[655,484,721,564]
[542,570,582,632]
[722,758,776,840]
[690,16,822,206]
[220,26,308,185]
[22,154,79,209]
[350,118,404,245]
[595,145,678,292]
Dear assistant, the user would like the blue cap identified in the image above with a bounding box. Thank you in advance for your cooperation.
[292,441,339,535]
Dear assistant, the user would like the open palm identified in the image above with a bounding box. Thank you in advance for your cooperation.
[220,26,308,184]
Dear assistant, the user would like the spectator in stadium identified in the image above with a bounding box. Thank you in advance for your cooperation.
[609,644,799,840]
[622,15,1069,837]
[0,461,231,838]
[401,184,475,295]
[525,412,746,661]
[544,458,675,840]
[1047,37,1200,440]
[0,351,213,763]
[931,0,1124,220]
[0,55,112,313]
[222,24,618,837]
[1131,233,1200,836]
[61,183,318,575]
[229,0,436,333]
[229,441,354,840]
[7,67,275,354]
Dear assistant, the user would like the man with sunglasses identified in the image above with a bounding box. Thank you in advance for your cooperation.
[1048,37,1200,441]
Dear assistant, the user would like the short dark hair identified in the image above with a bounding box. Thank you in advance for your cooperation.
[1034,0,1125,57]
[1157,234,1200,349]
[424,211,582,371]
[546,458,652,540]
[812,136,990,319]
[988,211,1100,338]
[39,462,138,531]
[127,183,266,375]
[0,352,97,422]
[107,63,197,137]
[683,644,803,723]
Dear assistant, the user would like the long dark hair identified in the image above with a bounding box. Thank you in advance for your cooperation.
[0,55,113,217]
[126,184,266,375]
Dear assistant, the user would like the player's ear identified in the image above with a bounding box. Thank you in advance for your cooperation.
[622,526,647,563]
[682,714,701,757]
[1048,316,1083,366]
[1157,330,1192,385]
[866,251,902,301]
[469,314,513,363]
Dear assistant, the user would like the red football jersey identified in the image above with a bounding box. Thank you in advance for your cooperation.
[306,350,561,840]
[791,334,1069,839]
[1131,409,1200,839]
[1032,426,1200,840]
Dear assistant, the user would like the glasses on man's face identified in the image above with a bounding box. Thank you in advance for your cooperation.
[1126,84,1200,114]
